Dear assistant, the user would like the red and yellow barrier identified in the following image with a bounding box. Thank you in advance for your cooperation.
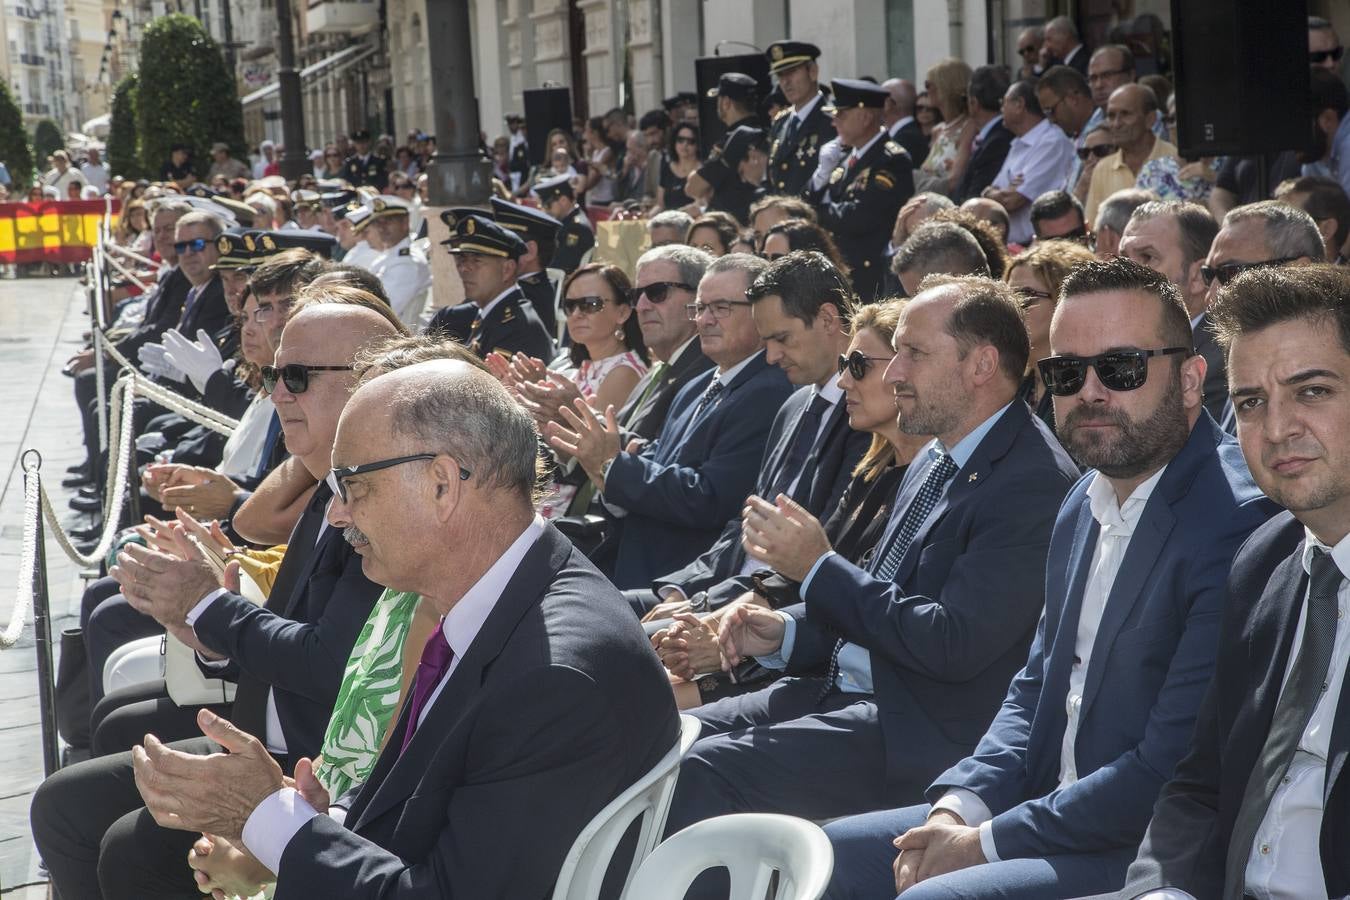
[0,200,121,264]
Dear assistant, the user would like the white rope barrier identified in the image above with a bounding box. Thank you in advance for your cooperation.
[101,249,152,293]
[98,339,240,435]
[0,460,41,649]
[103,242,158,269]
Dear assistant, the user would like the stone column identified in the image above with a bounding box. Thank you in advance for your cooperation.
[530,0,571,88]
[626,0,661,113]
[578,0,615,113]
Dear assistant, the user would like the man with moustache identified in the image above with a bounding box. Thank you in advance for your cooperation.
[1108,264,1350,900]
[822,258,1275,900]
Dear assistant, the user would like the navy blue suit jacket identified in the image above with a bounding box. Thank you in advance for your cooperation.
[790,400,1080,801]
[652,384,869,603]
[272,525,679,900]
[1117,511,1350,899]
[603,351,793,590]
[931,414,1277,860]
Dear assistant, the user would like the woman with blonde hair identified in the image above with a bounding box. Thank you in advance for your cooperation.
[915,58,973,195]
[1005,238,1098,430]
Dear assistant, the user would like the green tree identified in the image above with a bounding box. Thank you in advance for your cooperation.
[107,74,143,180]
[32,118,65,164]
[0,81,34,190]
[135,13,244,177]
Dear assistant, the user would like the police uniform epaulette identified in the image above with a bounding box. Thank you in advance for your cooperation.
[772,108,791,123]
[884,141,905,157]
[399,247,411,256]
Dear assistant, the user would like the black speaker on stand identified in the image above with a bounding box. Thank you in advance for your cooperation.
[694,54,772,157]
[523,87,575,168]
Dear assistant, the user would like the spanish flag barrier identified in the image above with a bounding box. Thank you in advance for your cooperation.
[0,200,120,264]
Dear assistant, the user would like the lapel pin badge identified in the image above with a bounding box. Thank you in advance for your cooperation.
[968,472,979,483]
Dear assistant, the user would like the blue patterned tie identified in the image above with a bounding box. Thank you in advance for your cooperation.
[820,452,958,698]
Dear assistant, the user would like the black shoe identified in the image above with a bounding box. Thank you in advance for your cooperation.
[68,494,103,513]
[74,537,99,556]
[77,484,100,499]
[69,520,104,541]
[66,461,90,475]
[62,472,93,488]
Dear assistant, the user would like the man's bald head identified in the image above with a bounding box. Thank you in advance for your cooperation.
[1106,83,1159,152]
[882,78,918,125]
[282,302,405,361]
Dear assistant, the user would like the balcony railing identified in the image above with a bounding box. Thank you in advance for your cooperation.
[305,0,377,34]
[20,52,44,66]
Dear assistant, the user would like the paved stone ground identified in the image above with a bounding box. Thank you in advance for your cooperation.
[0,275,100,897]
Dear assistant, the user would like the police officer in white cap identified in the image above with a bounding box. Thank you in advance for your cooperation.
[362,195,433,326]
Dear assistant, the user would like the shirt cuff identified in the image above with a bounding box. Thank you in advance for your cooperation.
[798,550,836,598]
[241,787,320,877]
[754,611,796,669]
[184,587,228,626]
[1132,892,1200,900]
[977,820,1000,863]
[932,788,993,828]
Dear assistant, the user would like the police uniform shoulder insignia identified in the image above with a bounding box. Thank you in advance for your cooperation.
[884,141,903,156]
[566,232,580,246]
[874,170,896,190]
[501,303,516,323]
[772,108,790,123]
[216,235,231,254]
[829,166,845,185]
[399,247,411,256]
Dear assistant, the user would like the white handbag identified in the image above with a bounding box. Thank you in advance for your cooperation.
[164,570,267,707]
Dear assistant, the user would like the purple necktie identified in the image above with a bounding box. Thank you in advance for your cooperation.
[399,623,454,754]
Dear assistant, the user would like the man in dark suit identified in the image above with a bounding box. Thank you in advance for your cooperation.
[883,77,930,170]
[952,66,1014,203]
[31,301,400,900]
[664,276,1079,849]
[490,195,562,336]
[126,359,680,899]
[808,78,915,303]
[427,213,554,362]
[533,173,595,274]
[823,258,1277,900]
[341,129,389,191]
[1108,264,1350,900]
[1045,15,1090,76]
[635,251,868,615]
[765,40,836,195]
[1119,201,1227,423]
[547,253,793,590]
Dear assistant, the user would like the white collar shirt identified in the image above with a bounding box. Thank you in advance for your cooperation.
[993,117,1077,244]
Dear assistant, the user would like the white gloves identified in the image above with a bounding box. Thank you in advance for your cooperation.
[137,342,186,382]
[163,328,224,394]
[810,138,848,191]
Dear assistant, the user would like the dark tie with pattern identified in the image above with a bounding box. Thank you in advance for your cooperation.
[690,377,724,421]
[819,452,959,699]
[783,114,801,147]
[770,394,832,501]
[399,624,455,754]
[1225,548,1342,898]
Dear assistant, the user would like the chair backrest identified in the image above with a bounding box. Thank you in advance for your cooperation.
[551,714,702,900]
[623,813,834,900]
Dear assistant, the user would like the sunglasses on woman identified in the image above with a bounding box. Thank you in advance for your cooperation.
[634,281,692,304]
[562,296,608,315]
[1076,143,1117,161]
[1037,347,1190,396]
[261,363,353,394]
[837,350,894,380]
[1014,287,1054,309]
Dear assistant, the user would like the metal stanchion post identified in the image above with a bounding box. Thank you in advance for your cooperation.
[23,450,61,777]
[125,404,140,527]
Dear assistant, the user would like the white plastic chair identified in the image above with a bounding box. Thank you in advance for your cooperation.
[624,813,834,900]
[102,634,164,695]
[551,714,702,900]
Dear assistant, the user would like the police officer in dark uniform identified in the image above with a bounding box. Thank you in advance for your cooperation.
[765,40,836,196]
[532,173,594,274]
[684,73,765,207]
[427,213,555,362]
[807,78,915,303]
[505,114,531,191]
[696,125,769,226]
[489,196,562,337]
[341,129,389,190]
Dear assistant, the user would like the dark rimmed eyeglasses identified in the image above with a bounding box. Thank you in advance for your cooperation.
[1038,347,1190,396]
[837,350,894,380]
[260,363,353,394]
[634,281,693,304]
[173,238,209,255]
[328,453,471,504]
[1199,256,1302,287]
[562,295,608,316]
[687,299,752,321]
[1311,46,1345,65]
[1014,287,1054,309]
[1076,143,1117,161]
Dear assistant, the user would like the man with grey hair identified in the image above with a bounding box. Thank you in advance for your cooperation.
[1044,15,1088,75]
[1015,25,1044,79]
[548,253,793,589]
[893,221,992,297]
[1309,14,1343,74]
[648,209,694,247]
[123,358,680,899]
[883,77,929,168]
[1094,188,1158,259]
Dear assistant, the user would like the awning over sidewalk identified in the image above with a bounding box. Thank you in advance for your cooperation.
[240,41,377,109]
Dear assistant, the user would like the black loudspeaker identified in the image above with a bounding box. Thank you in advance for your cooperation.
[1169,0,1311,158]
[523,87,574,167]
[694,54,773,157]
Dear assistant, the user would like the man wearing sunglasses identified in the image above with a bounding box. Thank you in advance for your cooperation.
[32,301,401,899]
[1310,15,1344,74]
[427,213,554,363]
[824,257,1275,900]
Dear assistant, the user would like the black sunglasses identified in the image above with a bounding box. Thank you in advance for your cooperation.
[1200,257,1302,287]
[634,281,692,304]
[1076,143,1117,161]
[261,363,353,394]
[837,350,894,380]
[1038,347,1190,396]
[562,295,608,315]
[328,453,470,503]
[1014,287,1054,309]
[1311,47,1345,65]
[174,238,209,255]
[759,251,788,261]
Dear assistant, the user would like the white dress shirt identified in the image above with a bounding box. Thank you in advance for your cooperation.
[240,516,548,877]
[934,465,1167,862]
[991,117,1077,244]
[217,393,276,481]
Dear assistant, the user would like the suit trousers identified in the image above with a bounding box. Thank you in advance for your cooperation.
[823,805,1136,900]
[90,679,231,757]
[623,587,661,617]
[665,676,890,834]
[31,736,219,900]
